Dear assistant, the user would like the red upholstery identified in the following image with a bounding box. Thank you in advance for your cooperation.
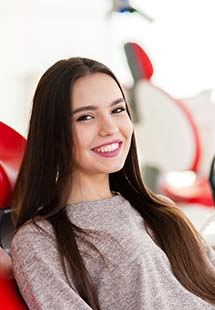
[0,122,27,308]
[0,165,11,209]
[172,98,201,173]
[132,42,153,80]
[0,277,27,309]
[0,122,26,208]
[162,176,214,207]
[124,42,153,82]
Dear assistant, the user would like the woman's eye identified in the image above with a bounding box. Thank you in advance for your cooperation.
[76,115,94,122]
[112,107,126,114]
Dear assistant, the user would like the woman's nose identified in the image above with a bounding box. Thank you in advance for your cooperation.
[98,117,119,137]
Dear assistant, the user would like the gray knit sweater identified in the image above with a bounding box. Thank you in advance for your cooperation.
[11,194,215,310]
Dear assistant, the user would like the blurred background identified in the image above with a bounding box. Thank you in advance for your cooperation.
[0,0,215,246]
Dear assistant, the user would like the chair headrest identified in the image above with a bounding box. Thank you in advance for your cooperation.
[124,42,154,82]
[0,122,26,208]
[209,155,215,201]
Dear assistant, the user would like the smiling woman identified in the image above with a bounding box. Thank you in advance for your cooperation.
[68,73,133,203]
[10,57,215,310]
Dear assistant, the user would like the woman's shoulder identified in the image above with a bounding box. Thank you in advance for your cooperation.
[11,218,55,253]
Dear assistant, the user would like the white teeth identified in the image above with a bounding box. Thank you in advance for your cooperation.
[95,143,119,153]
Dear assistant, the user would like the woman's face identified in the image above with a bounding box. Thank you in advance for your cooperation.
[71,73,133,178]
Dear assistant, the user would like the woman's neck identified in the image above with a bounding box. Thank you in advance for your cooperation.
[67,172,113,204]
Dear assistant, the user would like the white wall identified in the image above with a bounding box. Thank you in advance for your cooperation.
[1,0,215,136]
[111,0,215,96]
[0,0,112,135]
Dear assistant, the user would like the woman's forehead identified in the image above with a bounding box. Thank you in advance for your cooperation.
[71,73,123,108]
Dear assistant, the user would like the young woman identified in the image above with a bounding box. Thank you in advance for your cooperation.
[11,57,215,310]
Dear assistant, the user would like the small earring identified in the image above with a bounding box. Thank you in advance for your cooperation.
[55,166,59,183]
[123,170,139,193]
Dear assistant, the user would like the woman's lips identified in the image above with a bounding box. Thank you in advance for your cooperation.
[92,142,122,158]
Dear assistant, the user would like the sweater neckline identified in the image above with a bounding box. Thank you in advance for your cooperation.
[67,192,125,208]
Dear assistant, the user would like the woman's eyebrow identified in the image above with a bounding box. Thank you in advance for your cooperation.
[72,98,125,115]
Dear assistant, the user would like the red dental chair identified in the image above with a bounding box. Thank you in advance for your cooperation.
[124,42,214,207]
[0,121,27,309]
[209,155,215,202]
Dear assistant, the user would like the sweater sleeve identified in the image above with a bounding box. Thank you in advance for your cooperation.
[10,222,92,310]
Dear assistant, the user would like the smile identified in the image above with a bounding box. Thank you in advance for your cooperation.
[92,142,122,158]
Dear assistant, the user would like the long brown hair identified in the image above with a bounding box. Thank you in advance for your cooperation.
[12,57,215,309]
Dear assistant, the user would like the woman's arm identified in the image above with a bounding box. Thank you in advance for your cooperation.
[0,247,13,279]
[10,222,92,310]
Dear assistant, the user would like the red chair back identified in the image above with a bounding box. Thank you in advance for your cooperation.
[0,122,27,309]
